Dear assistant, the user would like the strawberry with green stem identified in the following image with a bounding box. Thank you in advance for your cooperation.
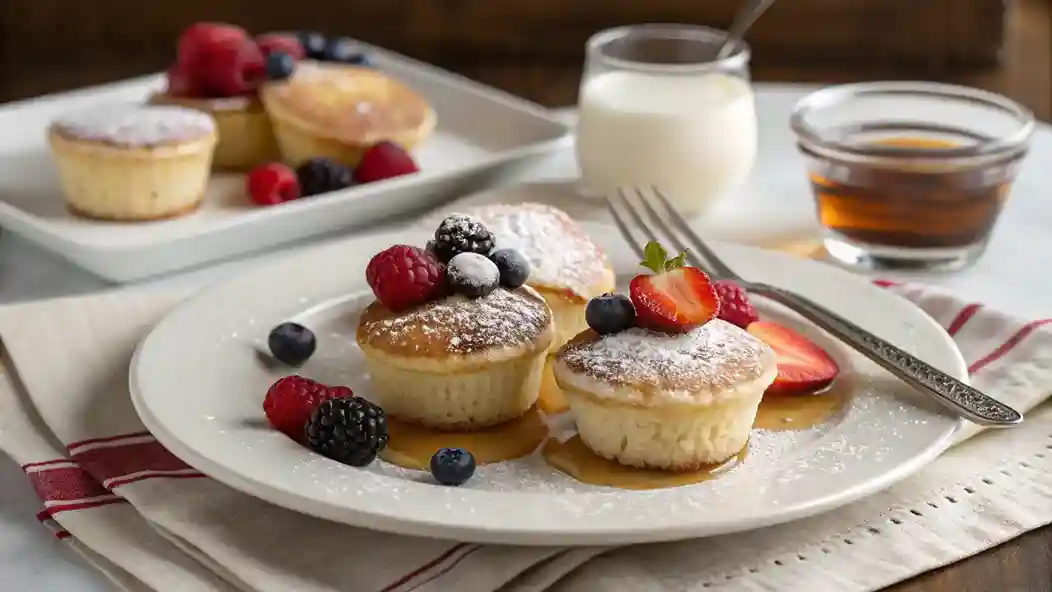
[629,241,720,333]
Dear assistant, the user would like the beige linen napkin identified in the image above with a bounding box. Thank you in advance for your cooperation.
[0,279,1049,591]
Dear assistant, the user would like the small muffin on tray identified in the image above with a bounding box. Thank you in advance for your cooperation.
[48,104,217,221]
[357,216,554,430]
[553,241,777,469]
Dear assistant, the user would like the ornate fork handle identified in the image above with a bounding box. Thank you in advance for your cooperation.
[745,282,1022,427]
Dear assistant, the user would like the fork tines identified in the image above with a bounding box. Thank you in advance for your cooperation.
[606,186,734,279]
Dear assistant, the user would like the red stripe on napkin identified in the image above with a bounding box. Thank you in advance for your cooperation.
[379,544,474,592]
[24,464,110,503]
[66,431,152,451]
[404,545,483,592]
[69,437,203,488]
[947,303,983,336]
[968,319,1052,375]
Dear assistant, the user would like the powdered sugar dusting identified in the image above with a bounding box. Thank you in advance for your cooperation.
[51,104,215,147]
[358,287,552,355]
[557,320,773,403]
[451,203,611,299]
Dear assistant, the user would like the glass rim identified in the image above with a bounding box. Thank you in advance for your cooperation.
[789,81,1035,163]
[585,23,751,75]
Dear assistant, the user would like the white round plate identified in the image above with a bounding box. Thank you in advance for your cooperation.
[131,226,965,546]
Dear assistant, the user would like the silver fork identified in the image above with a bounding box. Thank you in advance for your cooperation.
[608,186,1022,427]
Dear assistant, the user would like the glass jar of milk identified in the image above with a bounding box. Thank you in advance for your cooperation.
[575,24,757,216]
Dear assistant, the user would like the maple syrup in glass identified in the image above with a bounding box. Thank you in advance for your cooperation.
[791,82,1034,271]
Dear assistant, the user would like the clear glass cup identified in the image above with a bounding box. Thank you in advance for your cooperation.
[575,24,756,216]
[790,82,1035,272]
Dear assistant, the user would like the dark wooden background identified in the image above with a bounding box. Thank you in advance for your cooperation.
[1,0,1049,120]
[0,1,1051,590]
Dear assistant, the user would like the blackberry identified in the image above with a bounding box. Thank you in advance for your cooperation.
[431,214,494,263]
[296,158,353,196]
[305,397,388,467]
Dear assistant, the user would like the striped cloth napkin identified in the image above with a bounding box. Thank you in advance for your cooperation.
[0,278,1048,592]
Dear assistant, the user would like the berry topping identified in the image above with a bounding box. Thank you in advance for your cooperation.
[255,33,305,60]
[295,157,354,196]
[489,248,531,289]
[713,280,760,329]
[430,448,476,486]
[366,245,447,312]
[306,397,388,467]
[264,51,296,82]
[354,141,419,184]
[629,241,720,333]
[585,293,636,335]
[176,23,247,69]
[198,38,266,96]
[431,214,495,263]
[165,64,204,98]
[297,30,328,60]
[747,322,840,395]
[246,163,300,206]
[447,252,500,298]
[263,375,349,442]
[267,322,316,366]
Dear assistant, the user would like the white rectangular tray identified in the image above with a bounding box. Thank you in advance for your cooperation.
[0,45,570,283]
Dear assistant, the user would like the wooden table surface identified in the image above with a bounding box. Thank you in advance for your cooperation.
[0,0,1048,590]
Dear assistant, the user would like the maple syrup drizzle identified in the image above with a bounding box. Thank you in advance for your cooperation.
[543,436,746,490]
[537,357,569,415]
[542,379,850,490]
[380,406,549,471]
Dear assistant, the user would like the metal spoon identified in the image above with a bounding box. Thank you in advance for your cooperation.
[716,0,778,60]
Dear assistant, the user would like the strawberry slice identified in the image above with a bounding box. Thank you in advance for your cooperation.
[747,321,840,394]
[629,241,719,333]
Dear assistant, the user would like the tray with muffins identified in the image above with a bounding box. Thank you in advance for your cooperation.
[0,23,569,282]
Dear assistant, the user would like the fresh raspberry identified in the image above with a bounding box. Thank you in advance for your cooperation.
[165,63,204,98]
[713,280,759,329]
[198,38,266,97]
[246,163,301,206]
[176,23,247,69]
[366,245,446,312]
[255,34,306,60]
[263,376,351,442]
[354,141,419,184]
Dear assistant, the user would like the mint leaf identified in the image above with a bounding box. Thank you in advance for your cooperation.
[639,241,668,274]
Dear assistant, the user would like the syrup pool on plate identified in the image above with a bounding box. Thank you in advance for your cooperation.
[381,406,549,470]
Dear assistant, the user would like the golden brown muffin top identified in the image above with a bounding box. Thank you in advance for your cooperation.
[260,61,434,145]
[554,320,775,404]
[356,287,553,358]
[433,203,614,301]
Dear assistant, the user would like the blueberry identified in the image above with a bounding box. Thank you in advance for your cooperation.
[264,52,296,81]
[447,252,500,298]
[267,322,316,366]
[430,448,475,486]
[321,37,371,66]
[297,31,328,60]
[489,248,531,289]
[585,293,636,335]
